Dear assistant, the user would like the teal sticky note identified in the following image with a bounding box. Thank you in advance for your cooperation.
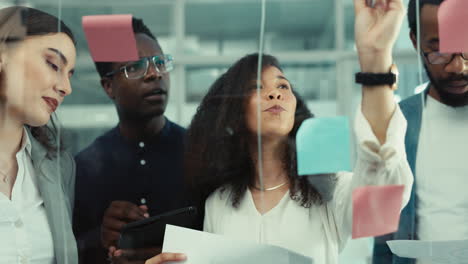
[296,116,351,175]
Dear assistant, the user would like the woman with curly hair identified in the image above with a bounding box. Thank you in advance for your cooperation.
[146,0,411,263]
[185,54,322,209]
[145,52,411,263]
[185,52,411,263]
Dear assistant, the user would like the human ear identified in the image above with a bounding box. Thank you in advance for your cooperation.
[101,77,115,100]
[410,31,418,51]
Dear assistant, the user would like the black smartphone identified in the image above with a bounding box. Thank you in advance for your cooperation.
[118,206,198,249]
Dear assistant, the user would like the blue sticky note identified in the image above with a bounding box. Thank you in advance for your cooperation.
[296,116,351,175]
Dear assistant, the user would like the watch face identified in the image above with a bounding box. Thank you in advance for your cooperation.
[390,64,399,91]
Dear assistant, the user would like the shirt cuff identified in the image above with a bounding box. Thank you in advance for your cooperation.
[354,104,407,167]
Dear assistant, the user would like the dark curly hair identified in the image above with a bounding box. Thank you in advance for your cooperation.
[185,53,331,213]
[408,0,444,36]
[0,6,75,156]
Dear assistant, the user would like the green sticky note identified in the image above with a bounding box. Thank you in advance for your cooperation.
[296,116,351,175]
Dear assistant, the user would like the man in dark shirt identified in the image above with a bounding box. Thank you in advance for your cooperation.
[73,17,188,264]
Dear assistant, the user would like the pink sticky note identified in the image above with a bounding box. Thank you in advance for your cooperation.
[438,0,468,53]
[82,14,139,62]
[352,185,404,239]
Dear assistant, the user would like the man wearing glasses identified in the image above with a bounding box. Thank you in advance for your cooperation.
[73,18,189,264]
[373,0,468,264]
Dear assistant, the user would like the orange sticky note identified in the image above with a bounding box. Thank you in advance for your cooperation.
[352,185,404,239]
[82,14,139,62]
[438,0,468,53]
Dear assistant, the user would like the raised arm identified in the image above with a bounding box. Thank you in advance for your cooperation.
[354,0,406,144]
[325,0,413,250]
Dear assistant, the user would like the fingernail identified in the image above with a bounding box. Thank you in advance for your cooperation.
[144,213,149,218]
[177,253,187,259]
[115,250,122,257]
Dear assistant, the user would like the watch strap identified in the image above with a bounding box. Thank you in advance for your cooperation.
[355,72,397,86]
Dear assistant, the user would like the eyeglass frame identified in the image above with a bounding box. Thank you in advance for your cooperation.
[422,51,468,65]
[104,54,174,79]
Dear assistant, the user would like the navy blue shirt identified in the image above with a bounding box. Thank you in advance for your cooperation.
[73,118,187,263]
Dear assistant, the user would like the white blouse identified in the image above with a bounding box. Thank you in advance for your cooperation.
[0,129,55,264]
[204,105,413,264]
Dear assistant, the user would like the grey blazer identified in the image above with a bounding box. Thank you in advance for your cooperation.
[28,128,78,264]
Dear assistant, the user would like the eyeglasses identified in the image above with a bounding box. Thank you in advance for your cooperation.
[422,52,468,65]
[105,54,174,79]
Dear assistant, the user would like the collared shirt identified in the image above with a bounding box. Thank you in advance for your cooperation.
[0,128,55,264]
[73,118,188,263]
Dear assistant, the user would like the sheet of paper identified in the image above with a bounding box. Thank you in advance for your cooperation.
[82,14,139,62]
[387,239,468,263]
[438,0,468,53]
[162,225,313,264]
[352,185,404,239]
[338,238,373,264]
[296,117,351,175]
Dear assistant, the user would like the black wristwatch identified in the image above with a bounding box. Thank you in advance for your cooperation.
[355,64,399,90]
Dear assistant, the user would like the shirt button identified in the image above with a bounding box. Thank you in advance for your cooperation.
[15,219,23,228]
[139,142,145,148]
[140,160,146,165]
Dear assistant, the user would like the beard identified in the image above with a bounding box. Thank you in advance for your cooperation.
[424,63,468,107]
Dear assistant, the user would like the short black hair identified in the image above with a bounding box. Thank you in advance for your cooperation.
[408,0,444,35]
[94,17,158,78]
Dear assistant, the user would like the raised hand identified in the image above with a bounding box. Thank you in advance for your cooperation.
[354,0,406,72]
[354,0,405,144]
